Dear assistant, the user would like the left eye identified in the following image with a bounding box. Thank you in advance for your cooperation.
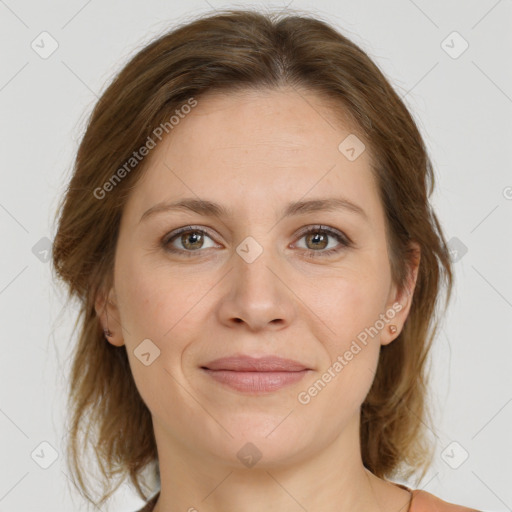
[293,226,351,256]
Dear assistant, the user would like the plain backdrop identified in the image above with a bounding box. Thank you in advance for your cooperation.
[0,0,511,511]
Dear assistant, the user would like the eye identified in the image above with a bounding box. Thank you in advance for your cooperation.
[162,226,218,256]
[293,225,353,258]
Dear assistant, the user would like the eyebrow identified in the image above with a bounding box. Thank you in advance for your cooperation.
[139,197,368,223]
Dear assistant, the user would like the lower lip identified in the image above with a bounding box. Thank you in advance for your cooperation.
[202,369,310,393]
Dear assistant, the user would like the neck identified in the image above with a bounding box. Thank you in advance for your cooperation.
[150,415,409,512]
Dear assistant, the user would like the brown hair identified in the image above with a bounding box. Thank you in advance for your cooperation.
[51,7,453,507]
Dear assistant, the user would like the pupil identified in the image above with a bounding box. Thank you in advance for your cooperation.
[183,232,202,249]
[308,232,327,250]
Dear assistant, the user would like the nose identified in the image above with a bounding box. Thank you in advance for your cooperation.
[216,244,297,332]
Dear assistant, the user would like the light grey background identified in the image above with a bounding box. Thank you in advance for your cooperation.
[1,1,511,511]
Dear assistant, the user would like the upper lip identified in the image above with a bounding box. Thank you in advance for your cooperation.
[202,355,310,372]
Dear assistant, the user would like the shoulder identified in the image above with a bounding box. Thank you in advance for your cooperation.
[410,488,482,511]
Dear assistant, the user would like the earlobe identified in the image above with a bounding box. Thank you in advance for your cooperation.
[381,323,400,346]
[381,242,421,346]
[94,288,125,347]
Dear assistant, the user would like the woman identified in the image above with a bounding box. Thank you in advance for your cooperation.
[51,8,480,512]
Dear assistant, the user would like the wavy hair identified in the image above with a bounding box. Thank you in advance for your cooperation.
[51,8,453,507]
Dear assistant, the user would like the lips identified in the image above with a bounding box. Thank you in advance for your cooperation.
[201,355,311,393]
[202,355,310,372]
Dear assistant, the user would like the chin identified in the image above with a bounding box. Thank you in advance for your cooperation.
[192,416,318,469]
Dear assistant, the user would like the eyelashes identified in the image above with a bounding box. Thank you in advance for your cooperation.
[293,225,353,258]
[161,224,354,259]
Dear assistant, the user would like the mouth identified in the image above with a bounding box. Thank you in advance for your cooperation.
[200,355,312,394]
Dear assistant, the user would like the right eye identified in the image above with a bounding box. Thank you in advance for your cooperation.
[162,226,219,256]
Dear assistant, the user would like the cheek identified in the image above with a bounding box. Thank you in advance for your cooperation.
[315,272,387,344]
[115,250,203,342]
[306,272,388,405]
[114,263,165,343]
[114,258,196,415]
[113,254,216,391]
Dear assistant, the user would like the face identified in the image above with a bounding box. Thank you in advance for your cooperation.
[97,87,418,468]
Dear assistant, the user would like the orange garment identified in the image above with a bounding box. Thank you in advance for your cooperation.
[136,485,481,511]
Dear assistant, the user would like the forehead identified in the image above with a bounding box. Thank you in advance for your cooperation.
[172,86,363,157]
[123,87,382,225]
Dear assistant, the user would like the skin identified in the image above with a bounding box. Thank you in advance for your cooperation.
[96,87,420,512]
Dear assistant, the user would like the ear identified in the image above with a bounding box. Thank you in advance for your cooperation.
[381,241,421,346]
[94,286,125,347]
